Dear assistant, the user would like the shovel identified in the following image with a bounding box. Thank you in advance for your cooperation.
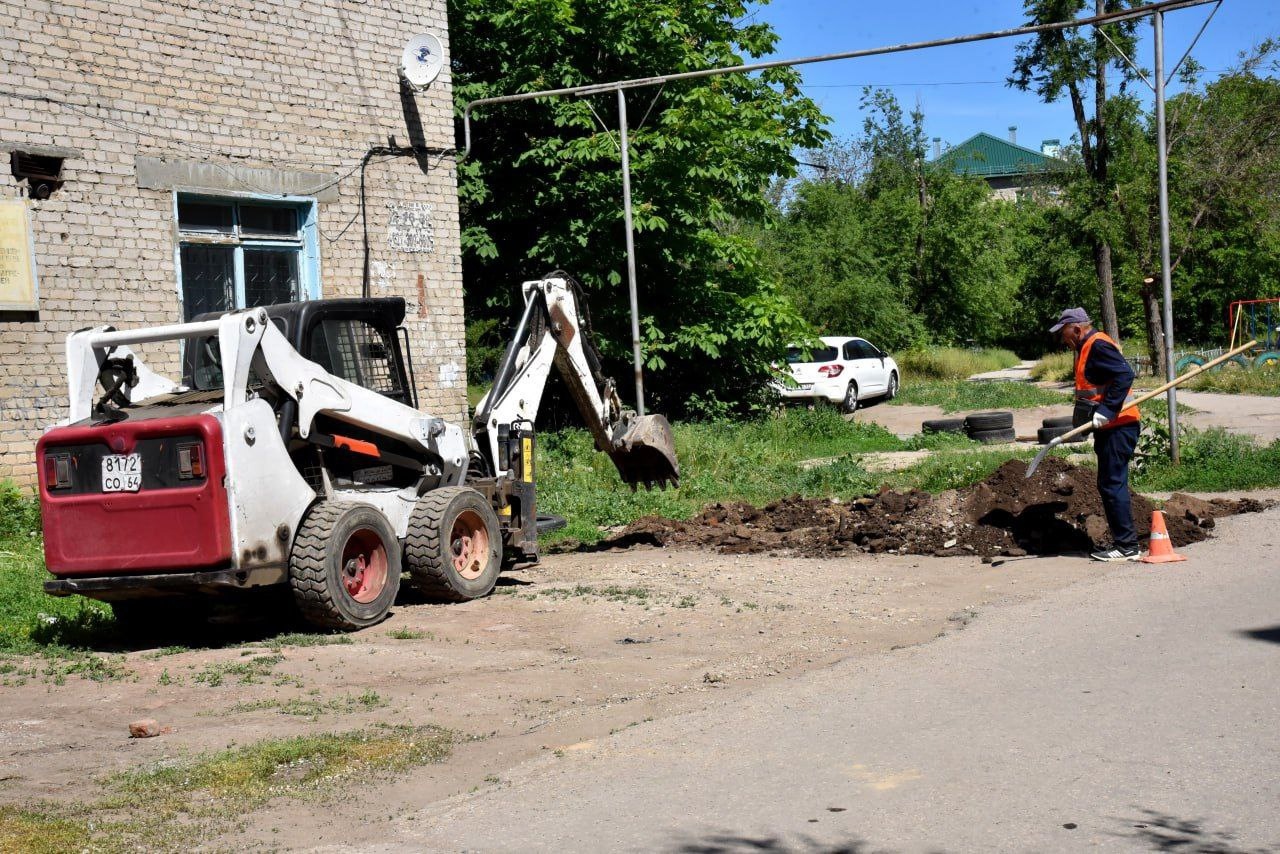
[1025,339,1258,478]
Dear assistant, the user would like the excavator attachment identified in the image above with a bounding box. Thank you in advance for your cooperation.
[609,414,680,490]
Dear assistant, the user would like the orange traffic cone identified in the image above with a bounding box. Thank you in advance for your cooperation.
[1142,510,1187,564]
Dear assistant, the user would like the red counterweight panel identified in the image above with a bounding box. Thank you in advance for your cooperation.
[37,415,233,577]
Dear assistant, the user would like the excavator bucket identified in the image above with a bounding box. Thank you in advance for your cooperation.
[610,414,680,490]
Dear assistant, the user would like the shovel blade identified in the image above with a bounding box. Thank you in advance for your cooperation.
[1025,440,1060,478]
[610,414,680,490]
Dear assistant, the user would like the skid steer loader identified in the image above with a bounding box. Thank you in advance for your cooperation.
[36,276,678,630]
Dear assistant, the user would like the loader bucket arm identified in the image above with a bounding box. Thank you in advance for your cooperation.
[474,276,679,490]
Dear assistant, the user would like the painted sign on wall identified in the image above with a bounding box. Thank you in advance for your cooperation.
[0,200,39,311]
[386,202,435,254]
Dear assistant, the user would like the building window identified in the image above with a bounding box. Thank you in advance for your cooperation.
[175,196,320,321]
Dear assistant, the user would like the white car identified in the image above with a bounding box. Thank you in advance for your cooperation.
[773,336,900,412]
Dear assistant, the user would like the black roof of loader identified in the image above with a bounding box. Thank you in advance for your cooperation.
[191,297,407,353]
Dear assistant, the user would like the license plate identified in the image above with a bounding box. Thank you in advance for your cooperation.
[102,453,142,492]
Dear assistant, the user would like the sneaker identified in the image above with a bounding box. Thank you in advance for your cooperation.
[1090,544,1142,562]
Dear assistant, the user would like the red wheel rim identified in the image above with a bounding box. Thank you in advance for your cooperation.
[450,510,490,580]
[341,527,389,604]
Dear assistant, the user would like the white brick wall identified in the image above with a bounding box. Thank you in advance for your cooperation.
[0,0,466,484]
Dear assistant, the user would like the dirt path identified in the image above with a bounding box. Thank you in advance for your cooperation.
[0,545,1110,850]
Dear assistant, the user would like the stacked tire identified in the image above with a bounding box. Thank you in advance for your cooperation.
[964,411,1015,444]
[1036,414,1086,445]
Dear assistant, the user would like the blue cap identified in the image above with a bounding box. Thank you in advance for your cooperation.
[1049,307,1091,334]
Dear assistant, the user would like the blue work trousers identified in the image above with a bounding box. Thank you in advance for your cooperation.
[1094,422,1141,548]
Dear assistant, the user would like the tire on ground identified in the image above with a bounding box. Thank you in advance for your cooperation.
[1254,351,1280,370]
[964,411,1014,432]
[406,486,503,602]
[969,427,1017,444]
[289,502,401,631]
[1036,425,1087,444]
[1041,415,1074,429]
[921,417,966,434]
[1174,354,1206,374]
[1215,354,1250,372]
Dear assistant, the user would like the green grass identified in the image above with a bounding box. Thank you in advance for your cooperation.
[1183,366,1280,396]
[1135,427,1280,492]
[892,380,1069,413]
[1030,351,1075,382]
[896,348,1021,381]
[539,406,907,541]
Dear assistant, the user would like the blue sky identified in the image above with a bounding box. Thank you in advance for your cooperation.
[748,1,1279,156]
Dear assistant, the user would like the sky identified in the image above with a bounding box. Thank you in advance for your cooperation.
[747,0,1280,157]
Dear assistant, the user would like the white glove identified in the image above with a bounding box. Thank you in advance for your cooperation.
[1091,411,1111,429]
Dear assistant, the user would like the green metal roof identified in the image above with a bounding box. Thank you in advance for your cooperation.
[934,132,1059,178]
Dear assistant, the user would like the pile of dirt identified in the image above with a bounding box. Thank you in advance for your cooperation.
[599,458,1270,559]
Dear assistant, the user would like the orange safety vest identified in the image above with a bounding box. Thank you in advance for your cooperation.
[1075,331,1140,429]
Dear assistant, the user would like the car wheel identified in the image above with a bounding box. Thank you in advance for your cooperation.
[886,371,899,401]
[841,381,859,413]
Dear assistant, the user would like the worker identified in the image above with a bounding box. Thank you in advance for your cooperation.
[1049,308,1143,562]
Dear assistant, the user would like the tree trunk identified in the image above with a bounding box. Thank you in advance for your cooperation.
[1141,278,1167,378]
[1094,239,1120,342]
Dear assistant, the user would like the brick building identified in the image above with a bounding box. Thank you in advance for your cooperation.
[0,0,466,484]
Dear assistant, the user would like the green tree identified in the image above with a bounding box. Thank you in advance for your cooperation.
[1107,42,1280,363]
[760,91,1024,351]
[451,0,829,416]
[1010,0,1140,343]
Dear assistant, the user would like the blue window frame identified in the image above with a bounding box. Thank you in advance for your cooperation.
[175,194,320,321]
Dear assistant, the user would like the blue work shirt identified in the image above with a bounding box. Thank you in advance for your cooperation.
[1080,330,1136,421]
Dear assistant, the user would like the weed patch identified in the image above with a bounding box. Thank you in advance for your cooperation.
[892,380,1067,412]
[243,632,354,651]
[1030,351,1074,382]
[897,348,1020,381]
[223,690,387,721]
[0,805,94,854]
[192,654,288,687]
[386,628,430,640]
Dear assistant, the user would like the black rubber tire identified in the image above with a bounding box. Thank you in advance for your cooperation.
[965,411,1014,431]
[405,486,502,602]
[970,427,1017,444]
[885,371,899,401]
[1037,425,1069,444]
[289,502,401,631]
[1041,415,1074,429]
[840,381,860,414]
[922,417,966,434]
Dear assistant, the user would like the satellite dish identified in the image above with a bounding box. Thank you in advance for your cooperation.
[401,33,444,90]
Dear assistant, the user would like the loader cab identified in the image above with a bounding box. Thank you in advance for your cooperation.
[184,297,417,407]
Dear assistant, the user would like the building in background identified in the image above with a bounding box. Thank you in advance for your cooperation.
[0,0,465,484]
[932,128,1065,201]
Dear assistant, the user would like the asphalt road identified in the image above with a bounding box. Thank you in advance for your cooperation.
[399,509,1280,853]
